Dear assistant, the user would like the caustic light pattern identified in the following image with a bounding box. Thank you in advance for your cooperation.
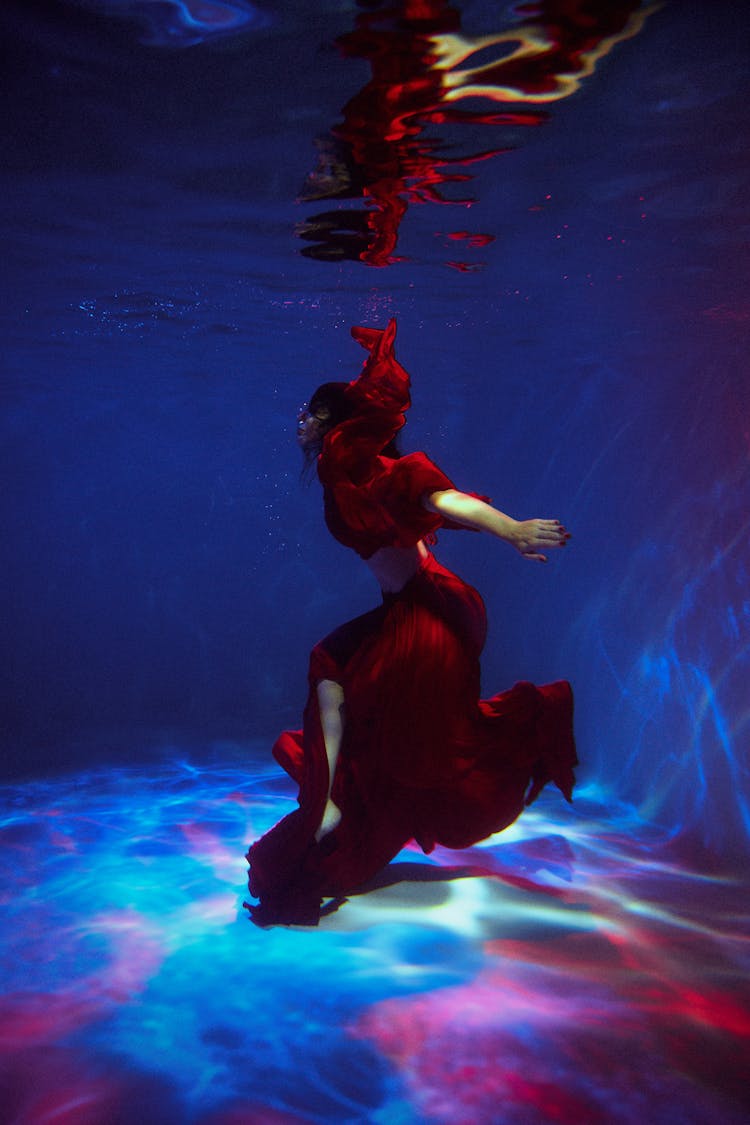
[1,758,748,1124]
[64,0,269,47]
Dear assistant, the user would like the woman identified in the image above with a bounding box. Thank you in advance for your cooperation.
[246,319,576,926]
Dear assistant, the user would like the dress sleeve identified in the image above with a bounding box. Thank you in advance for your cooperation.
[321,318,411,478]
[385,453,491,543]
[349,318,410,419]
[378,452,487,548]
[386,452,454,509]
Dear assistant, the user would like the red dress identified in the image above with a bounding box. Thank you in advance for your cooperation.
[246,320,576,925]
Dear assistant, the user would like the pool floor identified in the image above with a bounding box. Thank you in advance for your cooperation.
[1,753,747,1124]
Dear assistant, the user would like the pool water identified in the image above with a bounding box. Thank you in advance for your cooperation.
[1,1,749,1121]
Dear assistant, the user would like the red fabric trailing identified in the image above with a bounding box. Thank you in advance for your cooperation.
[245,321,576,926]
[320,319,487,558]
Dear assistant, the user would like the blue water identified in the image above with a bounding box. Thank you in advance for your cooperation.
[1,1,749,1121]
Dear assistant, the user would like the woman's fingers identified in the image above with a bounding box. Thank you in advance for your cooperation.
[537,520,570,543]
[520,520,570,555]
[532,530,564,544]
[516,519,570,559]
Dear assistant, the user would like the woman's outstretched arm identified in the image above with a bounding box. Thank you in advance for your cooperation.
[423,489,570,563]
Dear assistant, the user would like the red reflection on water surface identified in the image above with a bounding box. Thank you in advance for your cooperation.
[297,0,655,266]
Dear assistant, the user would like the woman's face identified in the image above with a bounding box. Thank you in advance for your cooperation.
[296,402,331,451]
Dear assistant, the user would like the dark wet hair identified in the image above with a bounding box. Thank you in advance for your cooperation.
[309,381,354,428]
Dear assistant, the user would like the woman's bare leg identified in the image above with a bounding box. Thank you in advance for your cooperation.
[315,679,344,841]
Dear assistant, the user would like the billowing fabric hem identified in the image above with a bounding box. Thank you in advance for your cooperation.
[245,554,576,926]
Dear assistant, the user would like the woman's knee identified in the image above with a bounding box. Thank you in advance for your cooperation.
[317,678,345,714]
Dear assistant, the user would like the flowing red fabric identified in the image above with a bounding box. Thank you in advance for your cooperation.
[246,321,576,926]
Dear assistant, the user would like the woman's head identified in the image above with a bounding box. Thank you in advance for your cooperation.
[296,378,402,471]
[297,381,353,458]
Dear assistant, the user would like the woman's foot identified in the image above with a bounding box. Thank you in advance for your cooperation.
[314,799,342,842]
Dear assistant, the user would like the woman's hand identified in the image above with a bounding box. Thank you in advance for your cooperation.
[511,519,570,562]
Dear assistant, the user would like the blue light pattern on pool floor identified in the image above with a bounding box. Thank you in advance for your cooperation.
[1,753,748,1124]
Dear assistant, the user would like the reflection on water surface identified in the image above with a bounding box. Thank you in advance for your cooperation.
[297,1,658,267]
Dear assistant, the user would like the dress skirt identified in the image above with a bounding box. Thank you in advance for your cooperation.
[246,552,576,926]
